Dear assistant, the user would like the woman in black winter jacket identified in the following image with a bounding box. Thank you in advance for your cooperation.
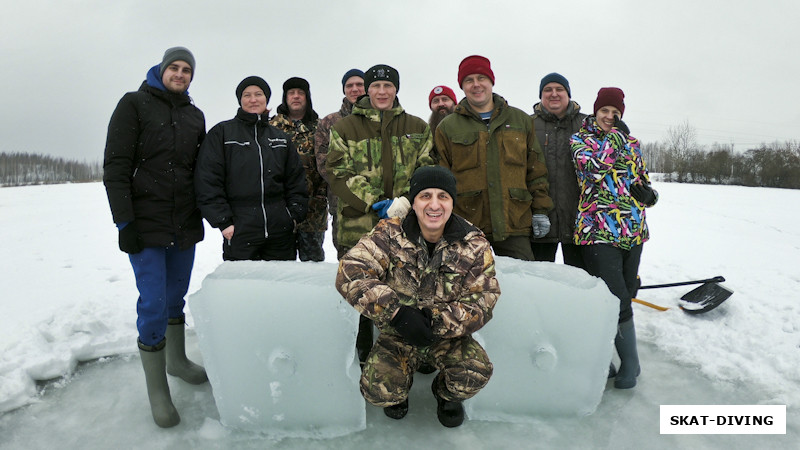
[195,76,309,261]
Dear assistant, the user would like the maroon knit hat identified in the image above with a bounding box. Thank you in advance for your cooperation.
[458,55,495,87]
[593,87,625,117]
[428,85,457,108]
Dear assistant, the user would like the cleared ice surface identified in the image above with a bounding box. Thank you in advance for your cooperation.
[189,260,365,438]
[466,257,619,420]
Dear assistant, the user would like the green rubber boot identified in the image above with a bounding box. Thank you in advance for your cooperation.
[138,340,180,428]
[165,317,208,385]
[614,319,641,389]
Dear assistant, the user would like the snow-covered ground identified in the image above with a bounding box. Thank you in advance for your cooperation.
[0,181,797,449]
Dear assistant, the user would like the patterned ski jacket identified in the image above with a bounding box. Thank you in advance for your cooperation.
[435,94,553,242]
[531,101,587,244]
[326,96,434,249]
[103,77,206,250]
[571,116,657,250]
[270,113,327,232]
[336,213,500,340]
[194,108,308,243]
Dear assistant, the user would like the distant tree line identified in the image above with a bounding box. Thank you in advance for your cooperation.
[642,121,800,189]
[0,152,102,187]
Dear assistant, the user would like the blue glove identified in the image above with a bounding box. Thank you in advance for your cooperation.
[531,214,551,238]
[371,199,393,219]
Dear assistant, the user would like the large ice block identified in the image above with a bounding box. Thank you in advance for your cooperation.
[189,261,364,438]
[465,257,619,420]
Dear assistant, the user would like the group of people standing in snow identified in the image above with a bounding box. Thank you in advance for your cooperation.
[102,47,657,429]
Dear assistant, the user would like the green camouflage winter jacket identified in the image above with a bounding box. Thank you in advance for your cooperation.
[335,213,499,339]
[435,94,553,242]
[270,113,327,232]
[326,96,434,249]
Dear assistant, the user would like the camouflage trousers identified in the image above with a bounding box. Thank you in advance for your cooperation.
[296,231,324,262]
[360,333,493,407]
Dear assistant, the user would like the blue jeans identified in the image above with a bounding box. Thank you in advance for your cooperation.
[129,245,195,346]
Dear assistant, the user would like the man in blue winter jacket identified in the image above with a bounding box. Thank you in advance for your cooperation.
[103,47,208,428]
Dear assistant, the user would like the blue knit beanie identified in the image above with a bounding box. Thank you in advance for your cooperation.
[539,72,571,98]
[341,68,365,92]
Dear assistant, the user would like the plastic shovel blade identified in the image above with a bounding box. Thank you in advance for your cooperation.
[678,282,734,314]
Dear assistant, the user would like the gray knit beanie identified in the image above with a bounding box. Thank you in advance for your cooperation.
[160,47,195,79]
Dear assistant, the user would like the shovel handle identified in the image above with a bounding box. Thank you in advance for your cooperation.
[639,276,725,290]
[632,298,669,311]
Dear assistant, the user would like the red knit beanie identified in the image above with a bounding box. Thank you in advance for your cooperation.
[593,87,625,117]
[428,85,457,107]
[458,55,495,87]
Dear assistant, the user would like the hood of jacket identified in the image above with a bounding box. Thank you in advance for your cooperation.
[532,100,582,122]
[235,107,271,126]
[452,93,509,123]
[352,95,404,121]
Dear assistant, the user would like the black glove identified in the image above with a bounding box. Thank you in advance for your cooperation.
[630,183,656,206]
[390,305,435,347]
[119,221,144,254]
[613,115,630,136]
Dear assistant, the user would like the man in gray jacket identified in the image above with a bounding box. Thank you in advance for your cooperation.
[530,72,587,268]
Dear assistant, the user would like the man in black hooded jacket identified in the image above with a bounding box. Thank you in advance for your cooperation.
[103,46,208,428]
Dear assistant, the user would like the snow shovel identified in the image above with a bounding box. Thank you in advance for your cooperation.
[634,276,733,314]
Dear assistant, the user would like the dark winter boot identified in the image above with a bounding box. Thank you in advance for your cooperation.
[417,363,436,375]
[356,316,374,364]
[614,319,641,389]
[608,362,617,378]
[431,375,464,427]
[383,398,409,419]
[165,317,208,385]
[138,340,180,428]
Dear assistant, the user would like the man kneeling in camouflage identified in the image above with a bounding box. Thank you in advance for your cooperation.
[335,166,500,427]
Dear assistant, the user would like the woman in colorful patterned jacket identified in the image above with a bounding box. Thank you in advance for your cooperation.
[570,87,658,390]
[335,166,499,428]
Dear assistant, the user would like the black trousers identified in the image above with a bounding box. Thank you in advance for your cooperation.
[531,242,586,269]
[581,244,643,323]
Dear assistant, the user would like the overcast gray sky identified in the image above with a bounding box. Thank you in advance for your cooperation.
[1,0,797,161]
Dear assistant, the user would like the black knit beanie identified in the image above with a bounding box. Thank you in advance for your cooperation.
[236,76,271,105]
[409,166,457,203]
[160,47,195,79]
[364,64,399,92]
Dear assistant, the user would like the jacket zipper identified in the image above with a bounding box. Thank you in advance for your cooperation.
[255,117,269,238]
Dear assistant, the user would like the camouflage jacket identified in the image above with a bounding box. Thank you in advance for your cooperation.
[326,96,434,249]
[315,97,354,184]
[270,113,327,232]
[531,101,587,244]
[336,213,499,340]
[315,98,355,213]
[435,94,553,242]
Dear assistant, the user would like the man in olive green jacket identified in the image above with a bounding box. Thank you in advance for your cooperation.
[435,55,553,261]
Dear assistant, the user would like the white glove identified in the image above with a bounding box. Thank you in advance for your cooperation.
[386,196,411,219]
[531,214,551,238]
